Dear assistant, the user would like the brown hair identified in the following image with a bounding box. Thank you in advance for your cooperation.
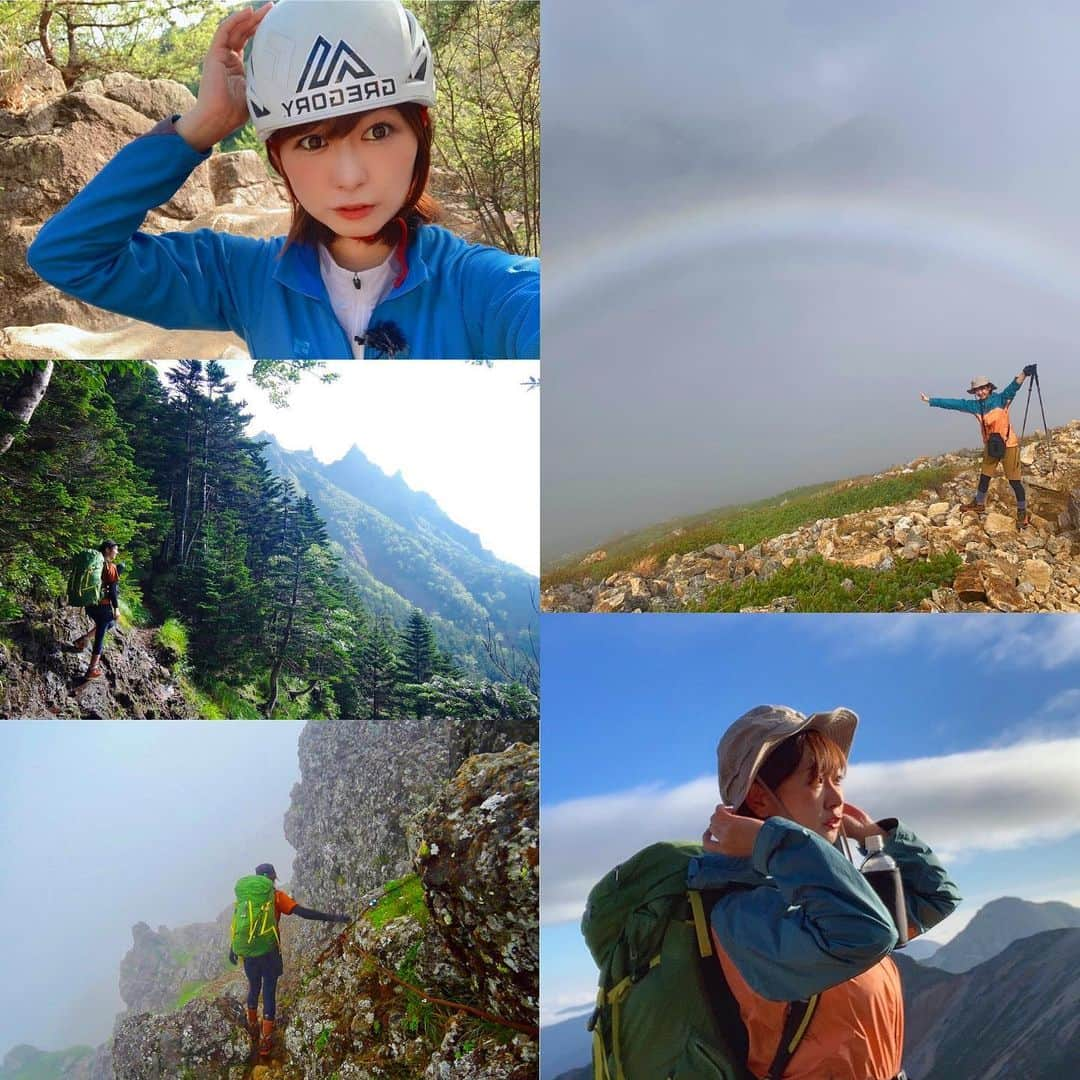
[266,102,440,251]
[738,729,847,818]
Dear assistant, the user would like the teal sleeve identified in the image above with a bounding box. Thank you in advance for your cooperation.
[999,377,1023,405]
[707,818,897,1001]
[928,395,978,413]
[880,820,962,935]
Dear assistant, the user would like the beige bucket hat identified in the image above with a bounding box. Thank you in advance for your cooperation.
[717,704,858,809]
[967,376,996,393]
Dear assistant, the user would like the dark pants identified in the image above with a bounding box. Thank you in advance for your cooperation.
[244,949,283,1020]
[85,604,116,654]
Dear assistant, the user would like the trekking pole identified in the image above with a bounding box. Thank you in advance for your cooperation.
[1034,371,1054,477]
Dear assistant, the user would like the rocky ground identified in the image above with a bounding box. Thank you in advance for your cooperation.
[108,743,539,1080]
[0,601,191,719]
[543,423,1080,614]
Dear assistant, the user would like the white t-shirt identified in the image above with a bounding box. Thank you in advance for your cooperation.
[318,244,398,358]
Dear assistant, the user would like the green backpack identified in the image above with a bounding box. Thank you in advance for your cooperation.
[67,549,104,607]
[230,875,280,958]
[581,842,818,1080]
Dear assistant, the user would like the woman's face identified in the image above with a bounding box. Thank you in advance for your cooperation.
[103,546,118,563]
[768,743,845,842]
[276,107,419,242]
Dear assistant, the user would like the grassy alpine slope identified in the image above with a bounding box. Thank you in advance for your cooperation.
[543,466,959,588]
[543,424,1080,614]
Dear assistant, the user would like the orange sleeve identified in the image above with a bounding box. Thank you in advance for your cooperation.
[276,889,298,916]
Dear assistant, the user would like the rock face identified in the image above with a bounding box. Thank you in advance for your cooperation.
[119,914,230,1014]
[285,690,538,916]
[543,426,1080,614]
[282,744,539,1080]
[0,601,193,719]
[111,743,539,1080]
[0,69,287,334]
[415,743,539,1028]
[111,999,250,1080]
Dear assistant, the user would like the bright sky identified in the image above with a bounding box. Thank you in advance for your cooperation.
[0,722,302,1058]
[539,614,1080,1028]
[152,362,540,575]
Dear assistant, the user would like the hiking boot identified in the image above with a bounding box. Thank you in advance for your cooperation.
[259,1019,274,1058]
[959,501,986,514]
[84,653,104,680]
[245,1007,259,1037]
[1017,510,1031,530]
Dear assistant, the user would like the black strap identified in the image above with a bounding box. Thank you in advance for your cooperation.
[763,995,818,1079]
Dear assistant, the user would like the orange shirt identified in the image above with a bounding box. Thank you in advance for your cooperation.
[275,889,297,926]
[712,930,904,1080]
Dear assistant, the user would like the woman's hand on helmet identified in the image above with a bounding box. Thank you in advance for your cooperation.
[842,802,886,843]
[177,3,273,152]
[702,805,763,858]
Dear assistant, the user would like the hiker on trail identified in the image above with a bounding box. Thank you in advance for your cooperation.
[230,862,349,1057]
[68,540,122,682]
[686,705,960,1080]
[27,0,538,360]
[920,365,1036,527]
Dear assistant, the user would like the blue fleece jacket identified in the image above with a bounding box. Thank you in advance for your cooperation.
[686,817,960,1001]
[27,119,539,360]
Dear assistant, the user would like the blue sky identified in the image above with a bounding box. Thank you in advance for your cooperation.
[540,614,1080,1025]
[0,722,302,1057]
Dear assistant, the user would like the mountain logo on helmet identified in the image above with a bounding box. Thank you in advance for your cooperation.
[296,36,376,93]
[278,35,396,119]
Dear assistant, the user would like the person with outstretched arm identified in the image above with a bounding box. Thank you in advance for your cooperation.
[230,862,349,1057]
[920,365,1036,527]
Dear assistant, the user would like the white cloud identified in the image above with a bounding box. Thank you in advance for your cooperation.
[542,736,1080,927]
[816,614,1080,671]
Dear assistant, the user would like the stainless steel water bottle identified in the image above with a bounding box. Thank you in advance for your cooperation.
[860,834,908,947]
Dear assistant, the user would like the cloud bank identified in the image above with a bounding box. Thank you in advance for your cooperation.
[542,736,1080,926]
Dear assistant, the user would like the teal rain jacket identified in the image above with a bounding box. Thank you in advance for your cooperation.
[686,817,961,1001]
[27,119,540,361]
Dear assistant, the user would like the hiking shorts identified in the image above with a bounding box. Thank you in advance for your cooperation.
[244,949,284,1020]
[980,443,1021,481]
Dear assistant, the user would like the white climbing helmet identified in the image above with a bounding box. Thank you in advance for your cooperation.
[245,0,435,143]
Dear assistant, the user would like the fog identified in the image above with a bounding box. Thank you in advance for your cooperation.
[0,723,302,1058]
[542,0,1080,560]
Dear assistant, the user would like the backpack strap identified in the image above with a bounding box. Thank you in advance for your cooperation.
[695,887,818,1080]
[590,954,662,1080]
[762,994,820,1080]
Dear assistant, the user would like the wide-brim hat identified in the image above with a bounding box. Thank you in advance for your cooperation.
[717,704,858,809]
[967,376,996,394]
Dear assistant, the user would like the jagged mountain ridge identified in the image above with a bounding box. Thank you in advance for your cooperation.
[925,895,1080,974]
[258,435,537,679]
[897,927,1080,1079]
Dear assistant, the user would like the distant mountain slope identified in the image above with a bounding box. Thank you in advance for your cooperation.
[258,436,537,679]
[541,1011,593,1080]
[898,927,1080,1079]
[926,896,1080,973]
